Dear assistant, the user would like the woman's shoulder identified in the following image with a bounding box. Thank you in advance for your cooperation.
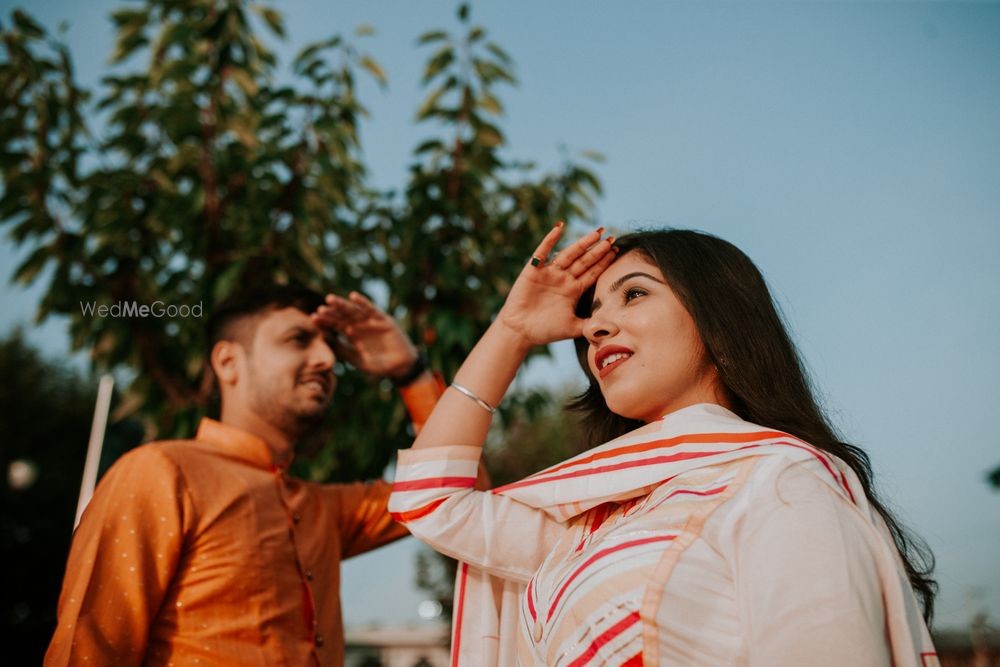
[704,454,874,554]
[745,453,850,500]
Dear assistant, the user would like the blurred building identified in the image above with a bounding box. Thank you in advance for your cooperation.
[345,624,449,667]
[934,622,1000,667]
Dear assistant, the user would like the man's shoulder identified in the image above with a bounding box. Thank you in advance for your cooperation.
[111,437,208,472]
[87,440,202,505]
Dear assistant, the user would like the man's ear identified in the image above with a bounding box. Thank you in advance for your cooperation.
[211,340,242,387]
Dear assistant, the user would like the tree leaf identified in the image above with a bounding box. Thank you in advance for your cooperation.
[110,8,147,29]
[229,118,259,149]
[228,67,259,96]
[12,9,46,39]
[251,5,286,38]
[485,41,513,66]
[473,59,515,86]
[359,55,387,87]
[413,139,445,155]
[478,92,503,115]
[416,85,448,121]
[417,30,449,45]
[476,124,503,147]
[421,47,454,84]
[12,243,51,285]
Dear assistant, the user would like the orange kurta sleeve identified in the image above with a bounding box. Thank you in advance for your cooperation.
[45,446,189,667]
[398,370,445,434]
[336,480,409,558]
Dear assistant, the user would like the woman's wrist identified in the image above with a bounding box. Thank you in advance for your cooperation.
[446,318,532,411]
[488,315,536,358]
[413,318,527,450]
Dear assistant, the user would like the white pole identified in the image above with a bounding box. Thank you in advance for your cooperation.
[74,374,115,529]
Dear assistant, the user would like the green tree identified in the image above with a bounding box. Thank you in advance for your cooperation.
[2,1,378,443]
[0,2,602,483]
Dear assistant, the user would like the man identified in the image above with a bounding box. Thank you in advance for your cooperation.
[46,284,443,666]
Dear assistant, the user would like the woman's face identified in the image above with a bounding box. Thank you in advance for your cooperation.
[584,251,724,422]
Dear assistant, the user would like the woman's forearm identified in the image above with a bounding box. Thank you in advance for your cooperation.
[412,319,531,450]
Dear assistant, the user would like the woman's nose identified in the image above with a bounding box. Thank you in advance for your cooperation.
[583,314,619,343]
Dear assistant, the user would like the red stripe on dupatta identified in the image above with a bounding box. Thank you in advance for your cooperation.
[576,502,612,552]
[526,575,538,622]
[392,476,476,492]
[496,445,761,493]
[523,430,788,479]
[645,484,729,513]
[547,535,675,622]
[451,562,469,667]
[390,497,447,523]
[494,438,855,505]
[619,651,644,667]
[565,611,641,667]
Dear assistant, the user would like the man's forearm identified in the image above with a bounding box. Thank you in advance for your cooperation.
[398,369,445,434]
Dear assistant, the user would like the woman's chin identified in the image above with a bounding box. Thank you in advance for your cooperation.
[605,401,649,423]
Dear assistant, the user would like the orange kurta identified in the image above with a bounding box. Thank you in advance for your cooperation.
[47,375,441,667]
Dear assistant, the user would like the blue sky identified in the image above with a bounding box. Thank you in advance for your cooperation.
[2,0,998,631]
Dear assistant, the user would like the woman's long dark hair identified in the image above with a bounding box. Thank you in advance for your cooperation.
[569,228,937,623]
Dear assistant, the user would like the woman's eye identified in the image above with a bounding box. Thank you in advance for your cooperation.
[624,287,647,302]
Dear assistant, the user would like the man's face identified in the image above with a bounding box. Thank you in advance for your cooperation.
[237,306,337,434]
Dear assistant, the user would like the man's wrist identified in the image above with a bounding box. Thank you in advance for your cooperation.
[390,351,429,387]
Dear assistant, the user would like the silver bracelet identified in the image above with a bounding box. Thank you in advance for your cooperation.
[450,382,498,414]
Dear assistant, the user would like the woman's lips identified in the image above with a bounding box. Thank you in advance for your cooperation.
[598,353,631,378]
[594,346,634,379]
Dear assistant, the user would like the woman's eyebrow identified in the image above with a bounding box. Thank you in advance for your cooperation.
[591,271,665,313]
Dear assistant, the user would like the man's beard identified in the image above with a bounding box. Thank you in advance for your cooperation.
[252,388,330,439]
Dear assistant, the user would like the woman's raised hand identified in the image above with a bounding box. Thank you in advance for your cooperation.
[497,223,617,347]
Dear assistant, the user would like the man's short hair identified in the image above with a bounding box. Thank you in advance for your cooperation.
[207,283,326,349]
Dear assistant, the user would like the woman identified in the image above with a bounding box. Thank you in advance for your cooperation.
[383,224,937,666]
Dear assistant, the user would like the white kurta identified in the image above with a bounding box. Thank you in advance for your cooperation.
[390,404,937,667]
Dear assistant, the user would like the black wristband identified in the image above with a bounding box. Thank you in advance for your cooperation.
[391,351,428,387]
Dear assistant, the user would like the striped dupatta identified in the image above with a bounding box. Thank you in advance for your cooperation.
[393,404,937,666]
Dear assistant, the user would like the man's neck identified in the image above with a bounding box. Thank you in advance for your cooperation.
[218,407,298,466]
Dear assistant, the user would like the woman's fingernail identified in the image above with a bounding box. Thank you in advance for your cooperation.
[555,220,565,228]
[596,226,605,235]
[606,235,616,244]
